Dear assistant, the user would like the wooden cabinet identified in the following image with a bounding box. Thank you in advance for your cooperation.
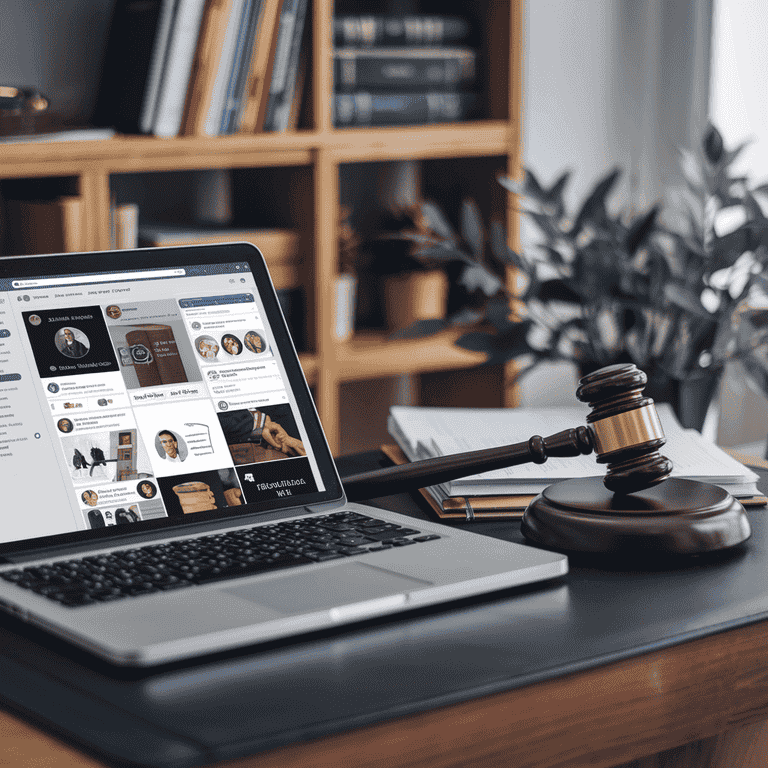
[0,0,522,455]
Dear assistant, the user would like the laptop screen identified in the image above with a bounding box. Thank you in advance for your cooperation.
[0,243,343,552]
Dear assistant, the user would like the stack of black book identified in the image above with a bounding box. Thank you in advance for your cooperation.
[332,14,480,128]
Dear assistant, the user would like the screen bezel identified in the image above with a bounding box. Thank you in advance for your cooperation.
[0,243,344,556]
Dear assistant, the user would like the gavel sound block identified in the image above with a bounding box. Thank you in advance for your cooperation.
[342,363,751,556]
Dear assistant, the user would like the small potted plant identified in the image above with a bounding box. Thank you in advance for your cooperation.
[371,201,453,332]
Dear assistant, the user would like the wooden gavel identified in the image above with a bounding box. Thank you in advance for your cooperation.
[342,363,673,502]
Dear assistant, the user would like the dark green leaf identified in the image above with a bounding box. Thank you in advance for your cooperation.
[537,279,582,303]
[703,123,725,164]
[523,168,547,200]
[484,296,518,328]
[527,211,562,240]
[625,205,659,255]
[458,264,503,296]
[460,198,485,259]
[571,167,621,237]
[448,307,485,326]
[547,170,571,208]
[496,175,525,196]
[420,200,456,241]
[389,318,449,340]
[489,221,525,268]
[663,283,708,316]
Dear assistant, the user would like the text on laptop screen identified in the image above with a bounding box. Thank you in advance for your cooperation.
[0,258,328,546]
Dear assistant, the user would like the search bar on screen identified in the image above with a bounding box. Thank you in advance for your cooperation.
[12,269,186,289]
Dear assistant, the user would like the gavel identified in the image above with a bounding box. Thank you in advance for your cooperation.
[343,363,672,502]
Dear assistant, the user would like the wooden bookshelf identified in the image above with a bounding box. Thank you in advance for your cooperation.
[0,0,523,455]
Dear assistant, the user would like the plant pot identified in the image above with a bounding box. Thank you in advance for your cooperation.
[384,269,448,332]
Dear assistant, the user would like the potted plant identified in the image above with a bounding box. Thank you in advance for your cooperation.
[371,202,451,332]
[395,124,768,431]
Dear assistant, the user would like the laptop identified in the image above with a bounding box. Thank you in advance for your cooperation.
[0,243,567,666]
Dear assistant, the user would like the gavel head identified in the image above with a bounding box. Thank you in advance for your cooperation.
[576,363,673,494]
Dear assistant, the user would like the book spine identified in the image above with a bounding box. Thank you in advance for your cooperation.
[203,0,249,136]
[152,0,209,137]
[124,330,163,387]
[261,0,305,129]
[139,0,178,134]
[333,92,479,128]
[180,0,235,136]
[334,48,476,91]
[93,0,168,133]
[219,0,261,134]
[333,15,471,47]
[266,0,309,131]
[235,0,284,132]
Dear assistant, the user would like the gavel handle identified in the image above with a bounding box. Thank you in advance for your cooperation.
[342,426,594,503]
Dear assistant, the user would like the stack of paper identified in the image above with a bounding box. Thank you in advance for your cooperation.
[387,404,762,516]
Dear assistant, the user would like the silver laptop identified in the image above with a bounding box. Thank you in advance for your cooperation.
[0,243,567,666]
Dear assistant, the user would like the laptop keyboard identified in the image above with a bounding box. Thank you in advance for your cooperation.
[0,512,440,608]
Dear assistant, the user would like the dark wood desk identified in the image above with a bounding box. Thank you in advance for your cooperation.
[3,452,768,768]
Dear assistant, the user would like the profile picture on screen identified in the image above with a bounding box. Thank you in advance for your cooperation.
[55,327,90,359]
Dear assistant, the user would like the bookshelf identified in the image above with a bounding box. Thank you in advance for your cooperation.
[0,0,523,455]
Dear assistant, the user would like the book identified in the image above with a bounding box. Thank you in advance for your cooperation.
[137,224,302,288]
[334,15,471,48]
[111,203,139,250]
[181,0,238,135]
[261,0,309,132]
[334,47,476,91]
[388,403,763,501]
[93,0,175,133]
[152,0,209,137]
[124,325,188,387]
[138,0,178,134]
[333,92,479,128]
[267,0,310,131]
[4,196,85,255]
[202,0,250,135]
[219,0,262,133]
[236,0,285,132]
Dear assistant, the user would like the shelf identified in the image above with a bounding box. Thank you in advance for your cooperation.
[0,122,513,177]
[333,330,487,381]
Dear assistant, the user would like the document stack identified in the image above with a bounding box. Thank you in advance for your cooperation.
[387,404,763,520]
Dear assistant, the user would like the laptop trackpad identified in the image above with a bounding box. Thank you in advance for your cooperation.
[224,563,431,615]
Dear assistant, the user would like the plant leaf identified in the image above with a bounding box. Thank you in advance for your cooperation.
[625,205,659,255]
[419,200,456,241]
[460,198,485,259]
[489,220,525,268]
[523,168,547,200]
[703,123,725,164]
[571,167,621,237]
[458,264,503,296]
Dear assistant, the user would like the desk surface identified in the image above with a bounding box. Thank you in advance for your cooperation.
[3,452,768,768]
